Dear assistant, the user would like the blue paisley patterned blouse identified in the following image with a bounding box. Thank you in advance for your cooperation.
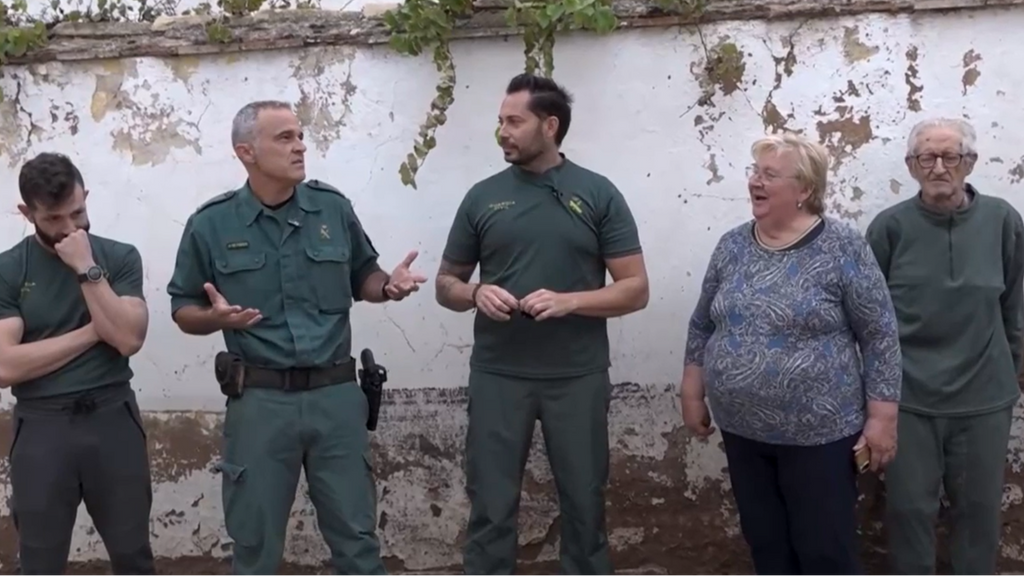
[684,217,903,446]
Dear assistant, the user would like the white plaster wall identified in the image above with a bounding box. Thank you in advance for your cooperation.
[3,8,1022,410]
[1,6,1024,568]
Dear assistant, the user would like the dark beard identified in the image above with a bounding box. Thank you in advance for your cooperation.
[36,222,90,249]
[505,145,544,166]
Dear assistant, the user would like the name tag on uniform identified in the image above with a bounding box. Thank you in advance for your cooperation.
[226,241,249,250]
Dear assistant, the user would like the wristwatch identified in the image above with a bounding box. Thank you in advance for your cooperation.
[77,265,106,284]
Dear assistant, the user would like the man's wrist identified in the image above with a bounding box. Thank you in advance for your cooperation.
[380,276,392,301]
[470,283,482,307]
[75,260,98,275]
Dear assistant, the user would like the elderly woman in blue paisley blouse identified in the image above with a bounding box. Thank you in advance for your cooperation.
[679,132,903,575]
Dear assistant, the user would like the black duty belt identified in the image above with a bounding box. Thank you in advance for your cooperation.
[244,358,357,392]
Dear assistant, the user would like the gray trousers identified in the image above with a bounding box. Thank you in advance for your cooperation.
[8,383,155,575]
[885,406,1013,575]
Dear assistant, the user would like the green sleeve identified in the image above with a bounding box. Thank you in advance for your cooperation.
[442,192,479,265]
[166,215,215,315]
[1001,209,1024,374]
[0,262,20,321]
[864,213,892,281]
[599,184,642,259]
[110,245,146,300]
[344,202,381,301]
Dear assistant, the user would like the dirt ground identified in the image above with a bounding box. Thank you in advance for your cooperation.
[0,550,964,575]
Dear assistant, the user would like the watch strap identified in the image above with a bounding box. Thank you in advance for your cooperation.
[77,265,106,284]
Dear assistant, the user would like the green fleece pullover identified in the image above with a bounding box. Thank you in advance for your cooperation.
[866,185,1024,416]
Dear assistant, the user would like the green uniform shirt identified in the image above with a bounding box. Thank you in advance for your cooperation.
[866,186,1024,416]
[0,234,145,400]
[443,157,642,379]
[166,180,380,370]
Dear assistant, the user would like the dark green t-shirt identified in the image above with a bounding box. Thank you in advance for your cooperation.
[442,157,642,379]
[866,186,1024,416]
[0,234,145,400]
[166,180,380,370]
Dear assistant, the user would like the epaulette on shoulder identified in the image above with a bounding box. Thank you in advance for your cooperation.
[195,190,238,214]
[306,179,347,198]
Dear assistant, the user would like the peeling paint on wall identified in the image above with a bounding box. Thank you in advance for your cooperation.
[904,45,923,112]
[291,47,358,155]
[842,25,879,63]
[89,59,204,166]
[0,5,1022,573]
[1011,158,1024,185]
[961,48,982,95]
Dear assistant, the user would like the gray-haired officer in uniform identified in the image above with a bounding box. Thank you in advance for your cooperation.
[166,100,427,574]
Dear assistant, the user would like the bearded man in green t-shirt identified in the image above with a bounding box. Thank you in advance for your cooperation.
[435,73,650,575]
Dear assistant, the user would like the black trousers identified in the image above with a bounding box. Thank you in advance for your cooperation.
[722,430,862,575]
[8,383,155,575]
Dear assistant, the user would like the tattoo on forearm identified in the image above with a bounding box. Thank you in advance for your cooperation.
[436,260,475,299]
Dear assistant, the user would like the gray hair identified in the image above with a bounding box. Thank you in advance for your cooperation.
[231,100,293,146]
[906,117,978,157]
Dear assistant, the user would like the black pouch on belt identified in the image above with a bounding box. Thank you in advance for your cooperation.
[214,351,247,399]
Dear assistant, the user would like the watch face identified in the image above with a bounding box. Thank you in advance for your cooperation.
[86,266,104,282]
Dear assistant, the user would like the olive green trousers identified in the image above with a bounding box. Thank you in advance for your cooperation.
[217,382,385,575]
[462,369,613,575]
[885,406,1013,575]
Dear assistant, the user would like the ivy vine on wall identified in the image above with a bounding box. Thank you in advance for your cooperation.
[382,0,622,188]
[0,0,716,188]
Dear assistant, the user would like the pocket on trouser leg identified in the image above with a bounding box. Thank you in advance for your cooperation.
[215,461,262,549]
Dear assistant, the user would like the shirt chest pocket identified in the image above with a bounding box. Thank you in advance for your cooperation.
[305,245,352,314]
[214,252,271,310]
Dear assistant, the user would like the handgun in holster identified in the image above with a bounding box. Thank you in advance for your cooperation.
[214,351,247,399]
[357,348,387,431]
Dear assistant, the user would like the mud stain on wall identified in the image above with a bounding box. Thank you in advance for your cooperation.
[3,384,1024,575]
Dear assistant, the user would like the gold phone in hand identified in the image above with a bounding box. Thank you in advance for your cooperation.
[854,445,871,473]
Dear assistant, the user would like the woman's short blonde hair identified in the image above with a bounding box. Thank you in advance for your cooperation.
[750,132,831,216]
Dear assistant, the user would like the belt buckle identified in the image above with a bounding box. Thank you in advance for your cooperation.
[283,369,311,392]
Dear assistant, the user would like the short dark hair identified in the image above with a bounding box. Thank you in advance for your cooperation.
[19,152,85,209]
[506,73,574,145]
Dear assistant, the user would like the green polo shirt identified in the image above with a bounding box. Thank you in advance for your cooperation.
[166,180,380,369]
[443,157,642,379]
[0,234,145,400]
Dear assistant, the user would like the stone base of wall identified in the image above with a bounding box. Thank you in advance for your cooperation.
[2,382,1024,574]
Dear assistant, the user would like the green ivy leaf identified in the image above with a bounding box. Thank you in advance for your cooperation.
[591,6,616,33]
[399,162,417,188]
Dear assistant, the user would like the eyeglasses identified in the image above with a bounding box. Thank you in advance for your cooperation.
[908,153,967,169]
[745,165,798,184]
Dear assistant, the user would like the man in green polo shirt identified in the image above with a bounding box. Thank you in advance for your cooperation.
[166,100,427,575]
[435,73,650,574]
[0,152,154,574]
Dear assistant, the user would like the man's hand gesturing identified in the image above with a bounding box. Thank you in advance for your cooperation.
[204,283,262,330]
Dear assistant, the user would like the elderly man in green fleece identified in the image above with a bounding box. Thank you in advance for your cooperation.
[866,116,1024,575]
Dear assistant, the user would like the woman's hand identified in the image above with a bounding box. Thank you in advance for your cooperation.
[681,396,715,437]
[679,364,715,437]
[855,403,898,472]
